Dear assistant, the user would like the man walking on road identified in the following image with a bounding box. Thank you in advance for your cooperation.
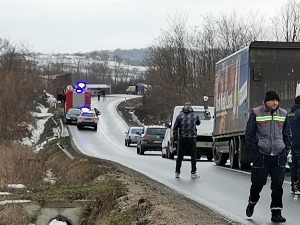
[173,102,201,179]
[287,95,300,194]
[245,90,291,223]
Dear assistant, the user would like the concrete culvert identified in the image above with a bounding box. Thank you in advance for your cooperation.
[48,217,73,225]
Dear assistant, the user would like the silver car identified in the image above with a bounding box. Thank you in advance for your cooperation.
[125,127,143,146]
[77,110,99,131]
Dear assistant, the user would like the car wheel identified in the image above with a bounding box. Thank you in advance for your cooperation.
[128,142,131,147]
[77,125,81,130]
[94,126,97,131]
[137,145,140,154]
[140,146,145,155]
[125,140,127,146]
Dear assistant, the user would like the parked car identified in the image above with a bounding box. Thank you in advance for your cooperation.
[137,126,167,155]
[77,110,99,131]
[65,108,81,125]
[126,86,136,95]
[125,126,143,146]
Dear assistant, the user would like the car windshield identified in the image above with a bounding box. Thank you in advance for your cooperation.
[81,112,96,117]
[131,129,142,134]
[68,109,81,115]
[146,128,166,135]
[194,111,211,120]
[180,110,211,120]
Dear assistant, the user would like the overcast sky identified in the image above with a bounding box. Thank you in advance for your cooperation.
[1,0,288,54]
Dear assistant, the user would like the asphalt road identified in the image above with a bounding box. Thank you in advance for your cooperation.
[68,94,300,225]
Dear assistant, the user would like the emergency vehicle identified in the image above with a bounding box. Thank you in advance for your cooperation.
[65,82,92,113]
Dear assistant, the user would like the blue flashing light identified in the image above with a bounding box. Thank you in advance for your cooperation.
[81,106,90,112]
[77,81,86,89]
[75,88,83,93]
[75,81,87,94]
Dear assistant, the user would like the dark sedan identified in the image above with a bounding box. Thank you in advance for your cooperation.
[65,108,81,125]
[137,126,166,155]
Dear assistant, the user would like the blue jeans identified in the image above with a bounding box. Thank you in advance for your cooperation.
[249,152,286,210]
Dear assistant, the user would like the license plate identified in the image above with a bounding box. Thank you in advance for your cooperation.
[154,141,162,143]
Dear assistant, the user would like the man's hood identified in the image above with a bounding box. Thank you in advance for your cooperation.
[291,104,300,112]
[182,105,193,113]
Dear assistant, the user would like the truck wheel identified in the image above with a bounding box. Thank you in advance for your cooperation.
[237,137,251,169]
[213,143,228,166]
[207,154,213,161]
[197,153,201,160]
[140,147,145,155]
[229,139,239,169]
[170,151,174,160]
[162,149,166,158]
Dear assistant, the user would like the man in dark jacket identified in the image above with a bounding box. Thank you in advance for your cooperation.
[173,102,201,179]
[287,95,300,194]
[245,90,291,223]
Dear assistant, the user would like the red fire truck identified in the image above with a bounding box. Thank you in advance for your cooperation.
[65,82,92,113]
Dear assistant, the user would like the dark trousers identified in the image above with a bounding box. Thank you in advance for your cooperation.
[291,148,300,184]
[249,153,286,210]
[175,137,197,174]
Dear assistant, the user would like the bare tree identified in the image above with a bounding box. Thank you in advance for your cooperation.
[0,44,42,141]
[270,0,300,42]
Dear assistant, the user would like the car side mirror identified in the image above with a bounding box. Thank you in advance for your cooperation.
[125,132,128,134]
[204,111,211,118]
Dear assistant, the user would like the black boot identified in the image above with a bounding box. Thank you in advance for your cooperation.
[271,209,286,223]
[246,201,255,217]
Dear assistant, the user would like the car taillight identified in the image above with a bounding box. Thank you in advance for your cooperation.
[78,117,83,120]
[142,135,151,141]
[93,118,99,122]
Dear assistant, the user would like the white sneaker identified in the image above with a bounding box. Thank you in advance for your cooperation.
[191,173,200,179]
[175,172,180,178]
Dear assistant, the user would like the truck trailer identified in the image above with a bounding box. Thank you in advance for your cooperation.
[213,41,300,169]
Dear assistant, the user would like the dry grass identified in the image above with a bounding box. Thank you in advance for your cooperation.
[0,142,46,189]
[0,204,29,225]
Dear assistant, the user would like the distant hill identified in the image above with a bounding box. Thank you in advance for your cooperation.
[112,48,147,62]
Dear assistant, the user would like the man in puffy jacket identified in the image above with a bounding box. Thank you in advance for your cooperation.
[287,95,300,194]
[245,90,291,223]
[173,102,201,179]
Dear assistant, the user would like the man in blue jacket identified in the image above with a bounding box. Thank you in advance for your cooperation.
[287,95,300,194]
[245,90,291,223]
[173,102,201,179]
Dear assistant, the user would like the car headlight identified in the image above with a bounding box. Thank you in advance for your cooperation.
[66,116,70,119]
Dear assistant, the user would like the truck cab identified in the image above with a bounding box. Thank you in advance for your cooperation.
[162,104,214,160]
